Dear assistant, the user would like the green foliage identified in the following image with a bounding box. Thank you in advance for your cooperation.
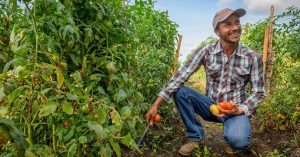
[274,6,300,60]
[0,0,178,156]
[0,1,24,70]
[268,149,286,157]
[0,119,26,157]
[241,21,268,52]
[243,7,300,132]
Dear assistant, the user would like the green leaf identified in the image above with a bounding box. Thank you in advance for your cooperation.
[3,82,14,94]
[96,108,107,124]
[67,93,78,101]
[204,146,209,155]
[57,1,65,10]
[113,89,127,103]
[32,101,39,113]
[79,136,88,144]
[39,101,57,117]
[109,138,121,157]
[3,58,22,73]
[25,151,37,157]
[64,128,75,142]
[48,95,64,101]
[0,106,8,117]
[70,70,82,82]
[121,72,128,83]
[120,134,137,149]
[0,119,26,156]
[55,66,64,88]
[12,66,24,76]
[97,86,106,95]
[87,121,107,139]
[7,86,27,103]
[62,102,73,115]
[67,143,77,157]
[100,146,106,157]
[90,73,105,81]
[0,88,6,101]
[110,109,121,125]
[41,88,52,95]
[70,54,80,66]
[120,106,131,120]
[105,143,112,157]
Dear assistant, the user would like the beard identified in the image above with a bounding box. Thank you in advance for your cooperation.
[219,28,242,44]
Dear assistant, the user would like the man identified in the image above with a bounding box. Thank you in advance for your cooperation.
[145,8,266,156]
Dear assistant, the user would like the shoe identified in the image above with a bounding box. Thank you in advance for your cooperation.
[178,140,203,156]
[224,145,239,154]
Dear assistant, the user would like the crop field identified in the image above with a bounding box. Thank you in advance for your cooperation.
[0,1,299,157]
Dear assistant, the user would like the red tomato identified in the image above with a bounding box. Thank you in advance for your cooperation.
[153,114,160,122]
[218,101,234,110]
[63,121,69,127]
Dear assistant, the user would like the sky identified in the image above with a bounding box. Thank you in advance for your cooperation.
[154,0,300,62]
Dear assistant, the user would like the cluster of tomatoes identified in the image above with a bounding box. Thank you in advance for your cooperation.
[209,101,234,115]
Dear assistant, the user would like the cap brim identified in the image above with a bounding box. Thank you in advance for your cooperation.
[219,8,246,23]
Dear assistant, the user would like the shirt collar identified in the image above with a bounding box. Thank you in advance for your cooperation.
[213,41,243,56]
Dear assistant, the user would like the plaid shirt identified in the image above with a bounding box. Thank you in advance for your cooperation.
[158,41,266,116]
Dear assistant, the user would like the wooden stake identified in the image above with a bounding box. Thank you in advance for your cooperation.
[173,34,183,75]
[265,5,275,94]
[263,26,269,73]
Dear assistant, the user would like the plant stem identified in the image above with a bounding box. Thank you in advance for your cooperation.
[28,123,33,146]
[106,31,109,48]
[52,124,57,152]
[22,114,32,146]
[24,1,39,63]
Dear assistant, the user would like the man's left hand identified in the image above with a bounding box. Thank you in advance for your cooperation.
[216,102,244,117]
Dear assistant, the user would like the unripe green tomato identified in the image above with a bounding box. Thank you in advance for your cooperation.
[128,78,133,84]
[148,79,154,84]
[80,105,89,114]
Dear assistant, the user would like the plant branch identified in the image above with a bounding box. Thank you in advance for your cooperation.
[24,1,39,63]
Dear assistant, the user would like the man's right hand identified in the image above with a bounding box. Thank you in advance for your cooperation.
[145,96,164,125]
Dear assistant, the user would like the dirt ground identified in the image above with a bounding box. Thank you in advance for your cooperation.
[136,114,300,157]
[132,83,300,157]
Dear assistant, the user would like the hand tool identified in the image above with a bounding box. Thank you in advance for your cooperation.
[130,114,160,157]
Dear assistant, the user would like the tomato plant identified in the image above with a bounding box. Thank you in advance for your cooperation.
[241,6,300,136]
[0,0,178,156]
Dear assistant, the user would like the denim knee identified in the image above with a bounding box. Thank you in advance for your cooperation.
[225,133,250,150]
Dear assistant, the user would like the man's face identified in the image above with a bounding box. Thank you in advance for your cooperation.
[215,14,242,44]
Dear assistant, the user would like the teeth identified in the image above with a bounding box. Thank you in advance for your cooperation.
[230,32,239,36]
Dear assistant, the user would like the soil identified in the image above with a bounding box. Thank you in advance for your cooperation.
[131,83,300,157]
[134,113,300,157]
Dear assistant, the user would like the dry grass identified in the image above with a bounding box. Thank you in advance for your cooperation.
[186,67,206,93]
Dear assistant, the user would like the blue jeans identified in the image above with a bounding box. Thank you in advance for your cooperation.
[174,86,251,150]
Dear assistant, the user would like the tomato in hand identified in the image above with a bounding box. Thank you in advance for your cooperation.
[153,114,160,122]
[210,104,220,115]
[218,101,234,110]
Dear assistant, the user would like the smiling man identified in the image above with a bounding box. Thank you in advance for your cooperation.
[145,8,266,156]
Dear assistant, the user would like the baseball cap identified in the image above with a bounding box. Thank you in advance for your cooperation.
[212,8,246,30]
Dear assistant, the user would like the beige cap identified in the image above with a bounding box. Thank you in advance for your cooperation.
[212,8,246,30]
